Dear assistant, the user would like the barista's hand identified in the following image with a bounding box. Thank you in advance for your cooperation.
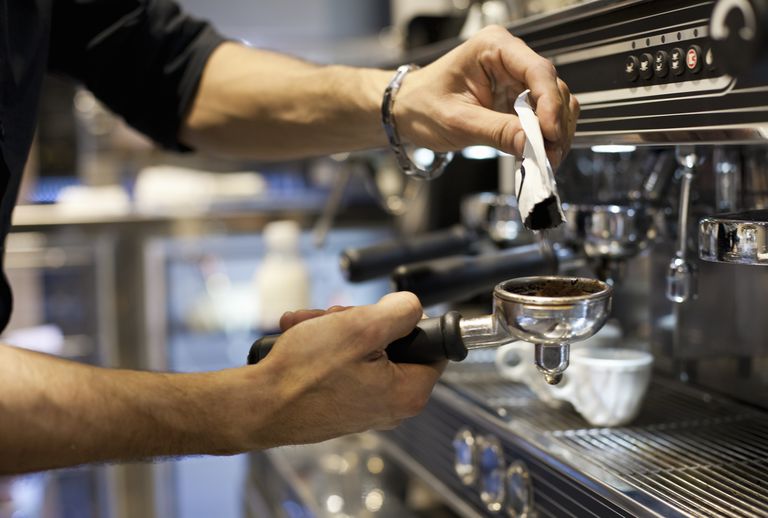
[278,305,351,331]
[395,25,579,167]
[227,292,445,450]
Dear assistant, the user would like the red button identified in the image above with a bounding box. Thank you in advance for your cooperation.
[686,45,702,73]
[686,49,697,69]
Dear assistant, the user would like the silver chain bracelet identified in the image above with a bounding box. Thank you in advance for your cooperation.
[381,64,454,181]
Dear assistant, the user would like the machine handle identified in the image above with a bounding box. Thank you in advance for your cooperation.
[247,311,466,365]
[340,226,473,282]
[393,243,556,307]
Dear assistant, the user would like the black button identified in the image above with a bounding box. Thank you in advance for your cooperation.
[639,53,654,80]
[670,47,685,76]
[654,50,669,78]
[0,121,5,142]
[686,45,702,73]
[624,55,640,82]
[705,47,716,72]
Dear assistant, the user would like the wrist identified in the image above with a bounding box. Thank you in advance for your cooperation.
[205,362,287,453]
[355,67,393,147]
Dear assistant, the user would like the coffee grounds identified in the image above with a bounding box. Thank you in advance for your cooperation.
[523,195,565,230]
[507,278,602,297]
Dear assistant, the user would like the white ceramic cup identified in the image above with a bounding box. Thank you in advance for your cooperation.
[549,347,653,427]
[494,323,622,409]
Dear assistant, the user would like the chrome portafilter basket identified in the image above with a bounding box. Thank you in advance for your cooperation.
[247,276,613,385]
[504,277,613,383]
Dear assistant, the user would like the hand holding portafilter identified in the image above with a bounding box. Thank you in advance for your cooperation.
[247,276,612,385]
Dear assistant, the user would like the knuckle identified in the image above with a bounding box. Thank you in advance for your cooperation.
[533,58,557,78]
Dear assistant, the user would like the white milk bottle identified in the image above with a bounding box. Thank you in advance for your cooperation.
[254,220,310,332]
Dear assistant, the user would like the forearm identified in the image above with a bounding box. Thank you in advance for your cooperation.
[180,42,392,160]
[0,344,265,474]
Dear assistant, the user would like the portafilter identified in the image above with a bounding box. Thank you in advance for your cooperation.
[247,276,612,385]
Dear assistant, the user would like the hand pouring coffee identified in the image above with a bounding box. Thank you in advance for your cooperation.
[248,276,612,385]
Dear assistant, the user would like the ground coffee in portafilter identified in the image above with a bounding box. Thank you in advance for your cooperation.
[507,278,603,297]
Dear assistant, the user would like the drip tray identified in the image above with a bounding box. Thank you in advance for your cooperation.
[438,361,768,517]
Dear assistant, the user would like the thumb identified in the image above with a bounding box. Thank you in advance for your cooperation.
[339,292,423,355]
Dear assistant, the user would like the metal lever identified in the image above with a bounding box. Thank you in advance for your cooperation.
[667,146,700,303]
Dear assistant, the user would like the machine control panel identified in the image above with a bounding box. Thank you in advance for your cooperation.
[500,0,768,145]
[624,41,710,83]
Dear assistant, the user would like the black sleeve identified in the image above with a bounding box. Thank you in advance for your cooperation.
[48,0,226,151]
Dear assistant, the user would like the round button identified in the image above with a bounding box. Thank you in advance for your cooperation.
[670,47,685,76]
[478,435,506,513]
[686,45,702,73]
[624,55,640,82]
[705,47,716,71]
[654,50,669,78]
[639,53,654,80]
[453,428,478,486]
[505,461,534,518]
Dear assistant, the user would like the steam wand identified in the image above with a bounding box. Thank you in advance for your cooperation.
[667,146,701,303]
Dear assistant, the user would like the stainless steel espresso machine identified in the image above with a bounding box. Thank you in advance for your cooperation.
[246,1,768,516]
[345,1,768,517]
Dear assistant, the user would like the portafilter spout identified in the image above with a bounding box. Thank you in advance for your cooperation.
[247,276,612,385]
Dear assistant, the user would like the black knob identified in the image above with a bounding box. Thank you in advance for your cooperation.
[624,55,640,82]
[710,0,768,76]
[654,50,670,78]
[639,53,654,80]
[670,47,686,76]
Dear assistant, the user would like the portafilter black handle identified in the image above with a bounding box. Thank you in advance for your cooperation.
[247,311,466,365]
[340,226,473,283]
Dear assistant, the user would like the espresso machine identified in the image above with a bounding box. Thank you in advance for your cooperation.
[321,1,768,516]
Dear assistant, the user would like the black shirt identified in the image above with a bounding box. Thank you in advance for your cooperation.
[0,0,225,330]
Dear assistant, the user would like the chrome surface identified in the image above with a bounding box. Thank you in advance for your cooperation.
[460,314,512,350]
[455,277,612,384]
[699,210,768,266]
[533,343,568,385]
[505,461,535,518]
[461,192,525,244]
[453,427,479,486]
[666,147,700,303]
[477,435,506,513]
[388,358,768,517]
[562,203,657,260]
[494,276,612,384]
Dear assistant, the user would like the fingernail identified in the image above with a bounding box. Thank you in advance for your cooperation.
[282,311,293,319]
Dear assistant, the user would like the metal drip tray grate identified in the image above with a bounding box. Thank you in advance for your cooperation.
[442,364,768,517]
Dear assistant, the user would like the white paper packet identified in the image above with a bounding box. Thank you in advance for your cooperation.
[513,89,566,230]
